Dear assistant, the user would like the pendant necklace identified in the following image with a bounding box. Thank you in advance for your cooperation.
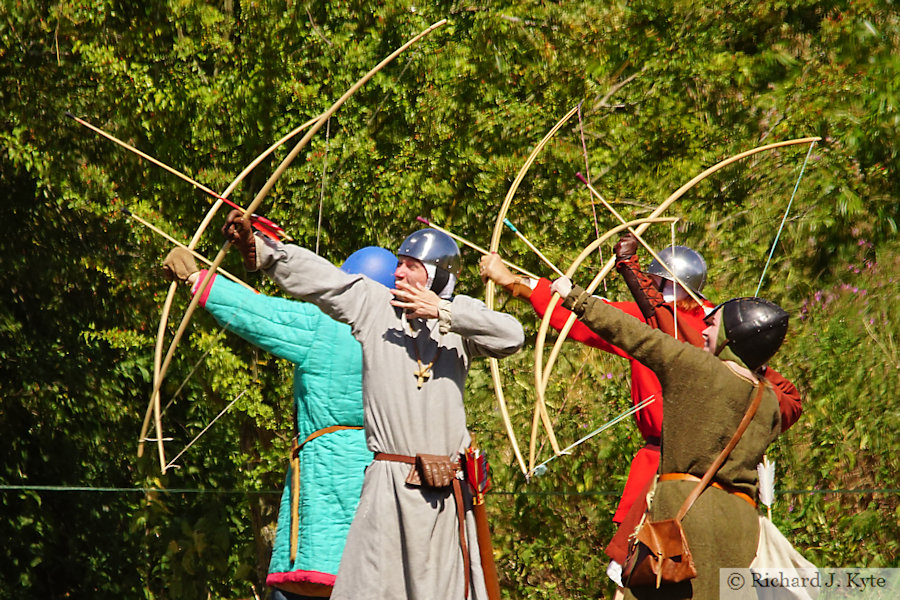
[405,315,441,389]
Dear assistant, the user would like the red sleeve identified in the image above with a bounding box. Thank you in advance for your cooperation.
[764,367,803,431]
[529,278,638,360]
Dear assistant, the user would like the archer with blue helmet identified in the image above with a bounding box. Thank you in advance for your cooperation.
[163,244,396,599]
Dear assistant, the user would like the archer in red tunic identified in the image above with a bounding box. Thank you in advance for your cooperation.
[479,237,801,565]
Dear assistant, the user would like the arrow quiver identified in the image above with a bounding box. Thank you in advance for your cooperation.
[464,446,500,600]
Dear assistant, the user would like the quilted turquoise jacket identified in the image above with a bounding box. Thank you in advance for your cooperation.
[198,274,370,594]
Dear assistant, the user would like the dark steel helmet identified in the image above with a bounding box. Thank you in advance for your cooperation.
[341,246,397,289]
[715,297,789,371]
[396,228,461,277]
[647,246,708,297]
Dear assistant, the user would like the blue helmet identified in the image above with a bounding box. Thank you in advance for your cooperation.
[341,246,397,289]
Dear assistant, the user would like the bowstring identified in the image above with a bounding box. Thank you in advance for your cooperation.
[165,389,249,470]
[315,116,331,255]
[672,220,679,337]
[532,396,656,476]
[755,140,817,297]
[578,100,607,293]
[313,50,419,255]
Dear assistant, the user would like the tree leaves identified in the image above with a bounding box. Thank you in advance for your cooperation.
[1,0,899,597]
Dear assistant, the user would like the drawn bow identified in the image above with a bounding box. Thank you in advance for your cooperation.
[530,136,821,476]
[141,19,448,472]
[487,102,819,477]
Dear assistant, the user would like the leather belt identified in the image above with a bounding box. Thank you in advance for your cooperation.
[292,424,364,458]
[289,425,364,562]
[374,452,471,598]
[659,472,757,508]
[372,452,417,465]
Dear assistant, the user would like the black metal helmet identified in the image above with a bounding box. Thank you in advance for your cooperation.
[715,297,789,371]
[396,228,461,293]
[647,246,708,297]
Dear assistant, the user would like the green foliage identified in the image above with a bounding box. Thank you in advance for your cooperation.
[1,0,898,598]
[768,238,900,568]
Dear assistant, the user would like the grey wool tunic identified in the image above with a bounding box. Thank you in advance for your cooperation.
[257,239,525,600]
[563,286,781,600]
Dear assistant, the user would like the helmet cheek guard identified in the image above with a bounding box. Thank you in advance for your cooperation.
[396,228,461,294]
[719,297,789,371]
[647,246,708,297]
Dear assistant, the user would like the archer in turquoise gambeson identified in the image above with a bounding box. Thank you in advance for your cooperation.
[165,246,396,598]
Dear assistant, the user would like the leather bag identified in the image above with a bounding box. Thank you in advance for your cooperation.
[622,518,696,588]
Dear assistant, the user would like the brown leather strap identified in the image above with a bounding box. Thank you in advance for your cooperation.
[658,473,757,508]
[374,452,471,598]
[674,381,766,522]
[473,503,501,600]
[292,425,364,458]
[289,425,363,561]
[452,478,471,598]
[373,452,416,464]
[616,254,708,347]
[505,277,533,299]
[290,438,300,563]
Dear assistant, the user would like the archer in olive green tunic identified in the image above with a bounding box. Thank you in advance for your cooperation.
[563,286,781,600]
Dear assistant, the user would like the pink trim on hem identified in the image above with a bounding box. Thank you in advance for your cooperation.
[267,570,336,587]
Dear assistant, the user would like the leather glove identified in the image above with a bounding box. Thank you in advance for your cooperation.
[163,248,199,284]
[222,209,258,271]
[414,454,457,488]
[614,232,638,261]
[550,276,573,300]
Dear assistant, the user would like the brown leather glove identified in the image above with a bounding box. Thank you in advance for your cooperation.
[405,454,458,488]
[163,248,199,284]
[614,232,638,262]
[421,454,456,488]
[222,209,258,271]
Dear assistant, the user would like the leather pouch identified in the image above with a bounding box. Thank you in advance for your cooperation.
[623,518,697,588]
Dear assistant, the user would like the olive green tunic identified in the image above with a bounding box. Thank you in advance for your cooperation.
[564,286,780,599]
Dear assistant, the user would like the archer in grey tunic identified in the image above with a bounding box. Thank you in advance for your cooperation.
[562,285,782,600]
[256,238,525,600]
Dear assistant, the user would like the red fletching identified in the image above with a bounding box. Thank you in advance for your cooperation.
[464,447,492,503]
[250,214,291,241]
[214,194,291,241]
